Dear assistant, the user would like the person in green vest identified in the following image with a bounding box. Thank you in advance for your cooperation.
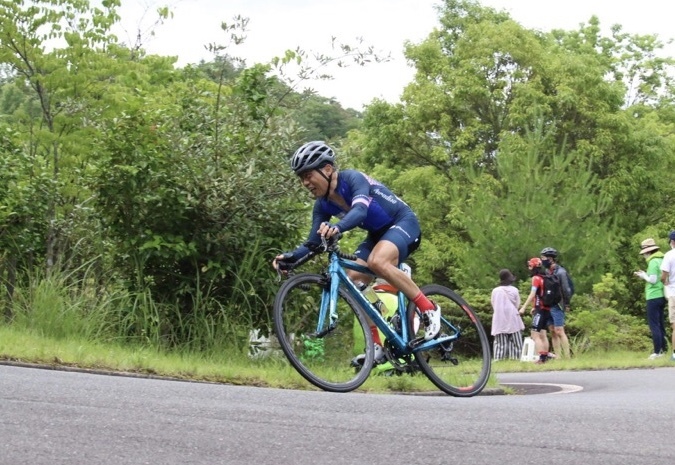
[660,230,675,362]
[634,238,667,359]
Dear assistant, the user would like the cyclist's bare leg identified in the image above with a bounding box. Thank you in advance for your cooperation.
[343,265,382,350]
[346,244,421,344]
[366,240,420,299]
[532,329,548,354]
[369,241,439,339]
[346,266,372,290]
[349,240,439,340]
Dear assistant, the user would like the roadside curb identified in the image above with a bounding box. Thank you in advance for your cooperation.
[2,360,543,395]
[0,359,209,385]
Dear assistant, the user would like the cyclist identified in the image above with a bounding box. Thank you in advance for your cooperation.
[272,141,441,356]
[518,257,552,364]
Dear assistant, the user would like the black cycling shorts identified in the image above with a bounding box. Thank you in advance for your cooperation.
[531,308,554,332]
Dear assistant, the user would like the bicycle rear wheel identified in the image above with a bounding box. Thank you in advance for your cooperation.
[408,284,491,397]
[273,273,373,393]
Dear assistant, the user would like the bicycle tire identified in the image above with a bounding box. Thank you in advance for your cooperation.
[408,284,491,397]
[273,273,374,393]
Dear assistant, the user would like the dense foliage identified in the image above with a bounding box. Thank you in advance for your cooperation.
[347,0,675,316]
[1,0,674,353]
[0,0,361,348]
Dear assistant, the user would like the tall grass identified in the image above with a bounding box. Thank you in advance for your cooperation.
[9,261,121,341]
[3,257,259,358]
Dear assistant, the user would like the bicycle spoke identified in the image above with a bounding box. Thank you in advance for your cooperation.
[408,284,491,396]
[273,273,373,392]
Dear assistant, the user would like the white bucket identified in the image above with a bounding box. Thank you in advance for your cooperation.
[520,336,537,362]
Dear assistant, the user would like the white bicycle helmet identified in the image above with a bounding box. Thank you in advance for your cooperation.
[290,141,335,174]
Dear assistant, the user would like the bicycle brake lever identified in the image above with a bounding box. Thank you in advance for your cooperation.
[320,233,342,251]
[275,267,294,282]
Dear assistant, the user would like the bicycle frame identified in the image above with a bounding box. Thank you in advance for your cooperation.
[318,249,459,355]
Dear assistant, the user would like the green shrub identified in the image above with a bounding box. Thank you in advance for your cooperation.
[562,273,651,353]
[566,309,650,353]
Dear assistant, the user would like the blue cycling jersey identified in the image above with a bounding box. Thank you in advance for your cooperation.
[291,170,414,260]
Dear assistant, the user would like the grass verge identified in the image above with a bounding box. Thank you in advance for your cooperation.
[1,325,673,394]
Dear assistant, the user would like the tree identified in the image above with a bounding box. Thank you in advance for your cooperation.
[459,119,612,289]
[291,95,361,141]
[348,0,675,301]
[0,0,122,267]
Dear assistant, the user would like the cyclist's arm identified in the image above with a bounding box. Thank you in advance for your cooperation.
[519,288,537,314]
[287,202,331,261]
[332,171,371,233]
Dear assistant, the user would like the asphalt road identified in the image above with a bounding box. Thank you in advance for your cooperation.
[2,364,675,465]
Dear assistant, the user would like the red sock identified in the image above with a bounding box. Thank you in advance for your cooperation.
[370,326,382,346]
[412,292,434,312]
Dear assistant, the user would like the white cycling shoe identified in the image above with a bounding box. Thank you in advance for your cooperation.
[422,304,441,341]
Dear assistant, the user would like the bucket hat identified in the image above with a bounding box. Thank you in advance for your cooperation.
[639,238,660,255]
[499,269,516,285]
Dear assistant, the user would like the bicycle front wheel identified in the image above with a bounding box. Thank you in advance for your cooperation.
[273,273,373,393]
[408,284,491,397]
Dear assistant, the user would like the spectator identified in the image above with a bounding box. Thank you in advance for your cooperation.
[490,269,525,361]
[518,258,553,364]
[660,230,675,362]
[634,238,667,359]
[540,247,573,358]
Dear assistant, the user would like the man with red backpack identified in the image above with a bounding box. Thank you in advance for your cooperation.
[519,257,553,364]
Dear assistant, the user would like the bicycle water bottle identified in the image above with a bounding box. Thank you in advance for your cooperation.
[362,284,388,315]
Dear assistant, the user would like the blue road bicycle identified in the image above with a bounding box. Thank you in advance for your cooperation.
[273,236,491,396]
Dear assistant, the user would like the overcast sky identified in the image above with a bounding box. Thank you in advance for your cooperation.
[115,0,675,109]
